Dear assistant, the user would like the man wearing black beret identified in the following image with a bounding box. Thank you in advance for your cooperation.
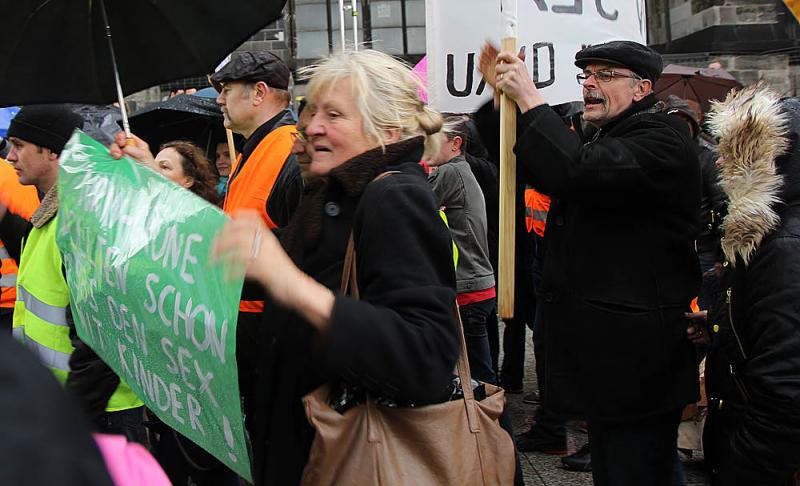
[208,50,302,232]
[478,40,701,485]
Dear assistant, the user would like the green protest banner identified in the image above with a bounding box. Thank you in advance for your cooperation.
[56,132,251,481]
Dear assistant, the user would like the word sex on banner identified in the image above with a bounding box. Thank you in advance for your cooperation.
[56,132,251,481]
[425,0,647,113]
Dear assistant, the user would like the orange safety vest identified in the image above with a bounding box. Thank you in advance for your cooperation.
[0,159,39,309]
[0,159,39,219]
[524,186,551,237]
[0,242,18,309]
[223,125,296,312]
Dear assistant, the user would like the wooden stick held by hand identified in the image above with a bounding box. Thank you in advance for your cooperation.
[498,0,518,319]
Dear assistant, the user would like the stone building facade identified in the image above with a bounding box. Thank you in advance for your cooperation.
[647,0,800,96]
[128,0,800,108]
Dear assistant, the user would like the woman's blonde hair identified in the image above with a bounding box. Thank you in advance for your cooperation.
[298,50,443,159]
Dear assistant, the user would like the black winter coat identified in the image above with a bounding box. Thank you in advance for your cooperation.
[513,95,702,420]
[704,90,800,485]
[246,137,460,485]
[696,137,727,260]
[0,333,114,485]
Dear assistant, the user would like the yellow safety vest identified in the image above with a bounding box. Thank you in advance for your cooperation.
[439,210,459,270]
[13,215,142,411]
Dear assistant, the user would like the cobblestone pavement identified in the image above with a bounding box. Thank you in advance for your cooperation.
[504,333,710,486]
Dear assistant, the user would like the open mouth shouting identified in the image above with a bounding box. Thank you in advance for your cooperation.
[584,91,606,108]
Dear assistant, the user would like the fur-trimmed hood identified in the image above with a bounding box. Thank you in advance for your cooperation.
[707,84,792,266]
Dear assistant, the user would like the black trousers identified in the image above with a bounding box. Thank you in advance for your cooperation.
[588,408,683,486]
[499,232,538,388]
[148,414,239,486]
[527,235,567,439]
[0,308,13,332]
[236,310,264,435]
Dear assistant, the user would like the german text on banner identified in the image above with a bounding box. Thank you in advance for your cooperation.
[425,0,647,113]
[56,132,251,481]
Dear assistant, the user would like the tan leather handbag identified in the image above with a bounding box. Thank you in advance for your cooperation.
[300,232,516,486]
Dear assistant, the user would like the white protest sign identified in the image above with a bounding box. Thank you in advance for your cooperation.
[425,0,647,113]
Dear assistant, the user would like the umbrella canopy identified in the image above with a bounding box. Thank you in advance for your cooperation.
[194,87,220,99]
[654,64,742,117]
[0,104,121,145]
[128,94,235,158]
[0,0,288,107]
[67,104,122,146]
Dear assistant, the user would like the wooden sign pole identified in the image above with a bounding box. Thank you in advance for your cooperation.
[225,128,237,163]
[498,0,518,319]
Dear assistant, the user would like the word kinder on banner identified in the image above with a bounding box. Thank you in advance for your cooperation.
[425,0,647,113]
[56,132,251,482]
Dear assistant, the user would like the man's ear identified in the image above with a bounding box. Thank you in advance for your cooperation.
[633,79,653,102]
[47,149,59,161]
[253,81,270,105]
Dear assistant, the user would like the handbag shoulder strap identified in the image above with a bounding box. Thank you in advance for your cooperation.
[340,233,359,297]
[339,170,400,295]
[338,170,481,432]
[453,306,481,432]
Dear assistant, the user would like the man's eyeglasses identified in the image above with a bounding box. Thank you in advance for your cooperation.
[576,69,641,84]
[291,128,307,143]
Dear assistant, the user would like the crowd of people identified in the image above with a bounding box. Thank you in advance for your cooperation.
[0,39,798,486]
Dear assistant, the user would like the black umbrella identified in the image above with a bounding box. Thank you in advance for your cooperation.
[0,0,288,134]
[128,94,237,157]
[67,104,122,146]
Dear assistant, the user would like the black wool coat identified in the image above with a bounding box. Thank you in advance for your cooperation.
[0,332,114,485]
[696,137,727,259]
[514,95,702,421]
[706,207,800,485]
[245,137,460,485]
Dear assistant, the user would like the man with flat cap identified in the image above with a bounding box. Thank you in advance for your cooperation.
[210,50,302,229]
[478,41,701,484]
[209,50,303,451]
[0,105,144,437]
